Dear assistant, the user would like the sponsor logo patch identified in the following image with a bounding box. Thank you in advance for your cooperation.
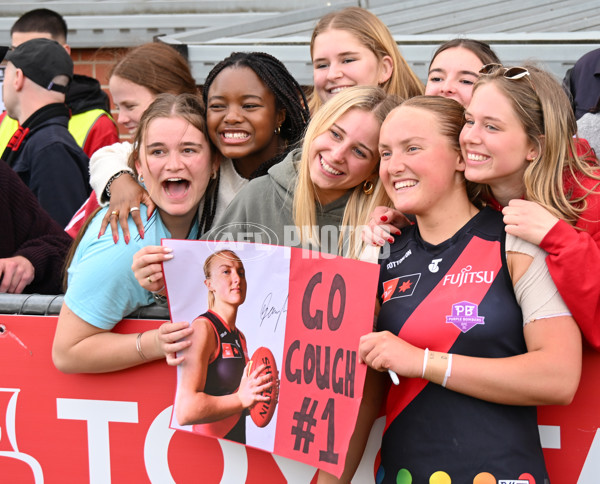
[386,249,412,270]
[428,258,442,273]
[442,265,495,287]
[381,273,420,303]
[222,343,242,358]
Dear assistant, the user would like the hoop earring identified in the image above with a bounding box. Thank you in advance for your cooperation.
[211,170,218,180]
[363,180,374,195]
[274,125,281,135]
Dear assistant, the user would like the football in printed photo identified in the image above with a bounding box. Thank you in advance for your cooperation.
[249,346,279,428]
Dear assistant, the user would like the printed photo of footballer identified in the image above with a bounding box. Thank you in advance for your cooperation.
[165,241,287,448]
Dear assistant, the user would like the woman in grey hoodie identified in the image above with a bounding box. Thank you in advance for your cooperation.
[206,86,398,259]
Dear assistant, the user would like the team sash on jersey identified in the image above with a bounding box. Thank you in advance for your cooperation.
[192,311,246,438]
[383,235,502,433]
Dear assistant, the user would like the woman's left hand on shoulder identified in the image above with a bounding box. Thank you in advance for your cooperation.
[362,206,408,246]
[502,199,560,245]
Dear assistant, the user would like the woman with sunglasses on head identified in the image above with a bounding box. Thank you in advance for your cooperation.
[460,62,600,348]
[370,63,600,350]
[319,95,581,484]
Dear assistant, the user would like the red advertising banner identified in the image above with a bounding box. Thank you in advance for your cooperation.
[0,315,299,483]
[538,343,600,482]
[1,313,600,482]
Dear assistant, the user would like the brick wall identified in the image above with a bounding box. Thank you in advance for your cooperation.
[72,47,130,139]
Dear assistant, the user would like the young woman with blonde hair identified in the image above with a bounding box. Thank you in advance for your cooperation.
[461,63,600,348]
[208,86,398,259]
[309,7,423,113]
[320,95,582,484]
[174,249,271,444]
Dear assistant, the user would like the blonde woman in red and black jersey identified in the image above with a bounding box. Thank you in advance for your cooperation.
[319,96,581,483]
[174,250,272,444]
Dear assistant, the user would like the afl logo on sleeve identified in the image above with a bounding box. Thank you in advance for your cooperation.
[381,273,420,303]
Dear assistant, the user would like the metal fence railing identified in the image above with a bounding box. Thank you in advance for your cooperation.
[0,294,169,319]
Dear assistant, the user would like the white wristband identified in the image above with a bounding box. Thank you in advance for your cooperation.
[422,348,429,379]
[442,353,453,388]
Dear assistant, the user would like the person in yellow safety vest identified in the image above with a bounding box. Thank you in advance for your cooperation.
[0,8,118,158]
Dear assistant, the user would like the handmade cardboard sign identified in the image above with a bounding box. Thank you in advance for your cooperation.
[163,240,379,477]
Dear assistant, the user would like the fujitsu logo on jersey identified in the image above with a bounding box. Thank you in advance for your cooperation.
[386,249,412,270]
[442,265,495,287]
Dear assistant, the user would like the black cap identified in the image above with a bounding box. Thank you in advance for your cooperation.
[3,38,73,93]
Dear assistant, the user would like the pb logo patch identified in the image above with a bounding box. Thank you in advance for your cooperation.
[446,301,485,332]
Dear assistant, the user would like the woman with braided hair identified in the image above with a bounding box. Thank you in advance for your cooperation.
[90,51,310,363]
[78,51,309,362]
[203,51,310,180]
[89,50,309,242]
